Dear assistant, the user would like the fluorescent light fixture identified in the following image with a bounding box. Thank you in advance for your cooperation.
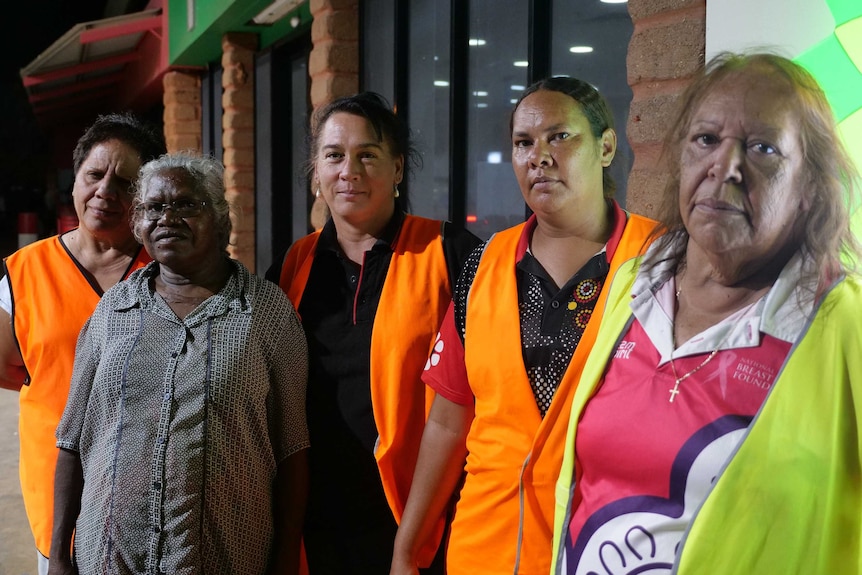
[569,46,594,54]
[473,90,488,97]
[510,85,525,91]
[514,61,529,68]
[477,103,489,108]
[187,0,195,30]
[487,151,502,164]
[510,98,518,104]
[434,80,450,87]
[252,0,303,25]
[469,38,487,46]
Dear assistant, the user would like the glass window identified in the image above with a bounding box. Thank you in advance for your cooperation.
[551,0,633,207]
[370,0,632,237]
[406,0,451,221]
[465,0,530,239]
[255,35,311,272]
[361,0,396,104]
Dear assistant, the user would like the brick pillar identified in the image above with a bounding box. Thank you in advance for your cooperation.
[306,0,359,229]
[309,0,359,110]
[625,0,706,219]
[162,71,202,154]
[222,33,258,270]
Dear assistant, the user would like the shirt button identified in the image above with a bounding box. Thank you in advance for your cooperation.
[551,300,560,309]
[153,482,161,490]
[171,352,178,358]
[350,275,357,284]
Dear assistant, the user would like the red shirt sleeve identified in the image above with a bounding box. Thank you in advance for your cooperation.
[422,302,473,405]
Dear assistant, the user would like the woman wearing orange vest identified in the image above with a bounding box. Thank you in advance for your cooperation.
[0,112,165,575]
[390,77,656,575]
[266,92,481,574]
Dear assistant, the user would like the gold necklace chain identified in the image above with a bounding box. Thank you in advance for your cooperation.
[668,346,723,403]
[668,311,735,403]
[668,268,773,402]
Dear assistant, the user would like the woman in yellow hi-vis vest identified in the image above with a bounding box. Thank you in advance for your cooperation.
[551,52,862,575]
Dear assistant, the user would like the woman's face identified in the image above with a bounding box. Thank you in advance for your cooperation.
[511,90,615,221]
[313,112,404,230]
[72,139,142,241]
[679,70,809,276]
[135,168,220,272]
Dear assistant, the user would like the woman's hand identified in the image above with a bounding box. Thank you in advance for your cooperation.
[390,395,474,575]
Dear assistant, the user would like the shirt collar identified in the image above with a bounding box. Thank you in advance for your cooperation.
[317,210,406,255]
[631,238,817,362]
[111,259,252,321]
[514,199,626,264]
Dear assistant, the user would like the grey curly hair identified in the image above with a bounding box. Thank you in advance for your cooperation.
[131,152,233,252]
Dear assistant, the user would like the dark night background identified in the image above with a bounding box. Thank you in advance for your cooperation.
[0,1,111,256]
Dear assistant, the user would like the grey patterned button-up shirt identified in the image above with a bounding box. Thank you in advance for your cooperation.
[57,259,309,575]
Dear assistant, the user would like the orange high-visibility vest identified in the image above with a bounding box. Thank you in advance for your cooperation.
[449,212,655,574]
[5,235,150,556]
[279,215,451,566]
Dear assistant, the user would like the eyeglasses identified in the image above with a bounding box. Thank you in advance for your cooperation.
[136,199,208,221]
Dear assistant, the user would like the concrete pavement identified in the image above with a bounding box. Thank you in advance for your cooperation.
[0,388,37,575]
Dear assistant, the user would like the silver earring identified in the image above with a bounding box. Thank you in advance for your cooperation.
[394,184,400,198]
[315,188,320,198]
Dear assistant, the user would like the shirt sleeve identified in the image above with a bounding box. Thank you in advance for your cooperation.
[55,314,101,451]
[422,303,473,406]
[265,289,310,462]
[0,275,11,314]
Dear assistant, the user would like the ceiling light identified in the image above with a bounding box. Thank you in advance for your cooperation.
[473,91,488,97]
[477,103,488,108]
[469,38,487,46]
[510,85,525,91]
[252,0,303,25]
[434,80,450,87]
[487,151,502,164]
[513,61,529,68]
[569,46,594,54]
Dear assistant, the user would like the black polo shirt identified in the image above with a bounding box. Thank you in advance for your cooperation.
[266,212,480,573]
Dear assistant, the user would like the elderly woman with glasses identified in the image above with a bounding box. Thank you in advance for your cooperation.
[49,153,310,575]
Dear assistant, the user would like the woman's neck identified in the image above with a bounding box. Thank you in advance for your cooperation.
[64,228,140,259]
[157,256,232,295]
[673,243,780,344]
[529,203,612,290]
[332,209,395,265]
[63,229,141,293]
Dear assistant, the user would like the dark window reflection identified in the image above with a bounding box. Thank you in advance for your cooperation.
[551,0,633,207]
[408,1,452,221]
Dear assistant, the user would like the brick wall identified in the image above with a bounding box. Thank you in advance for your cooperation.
[222,33,259,269]
[308,0,359,110]
[625,0,706,218]
[307,0,358,227]
[162,71,202,154]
